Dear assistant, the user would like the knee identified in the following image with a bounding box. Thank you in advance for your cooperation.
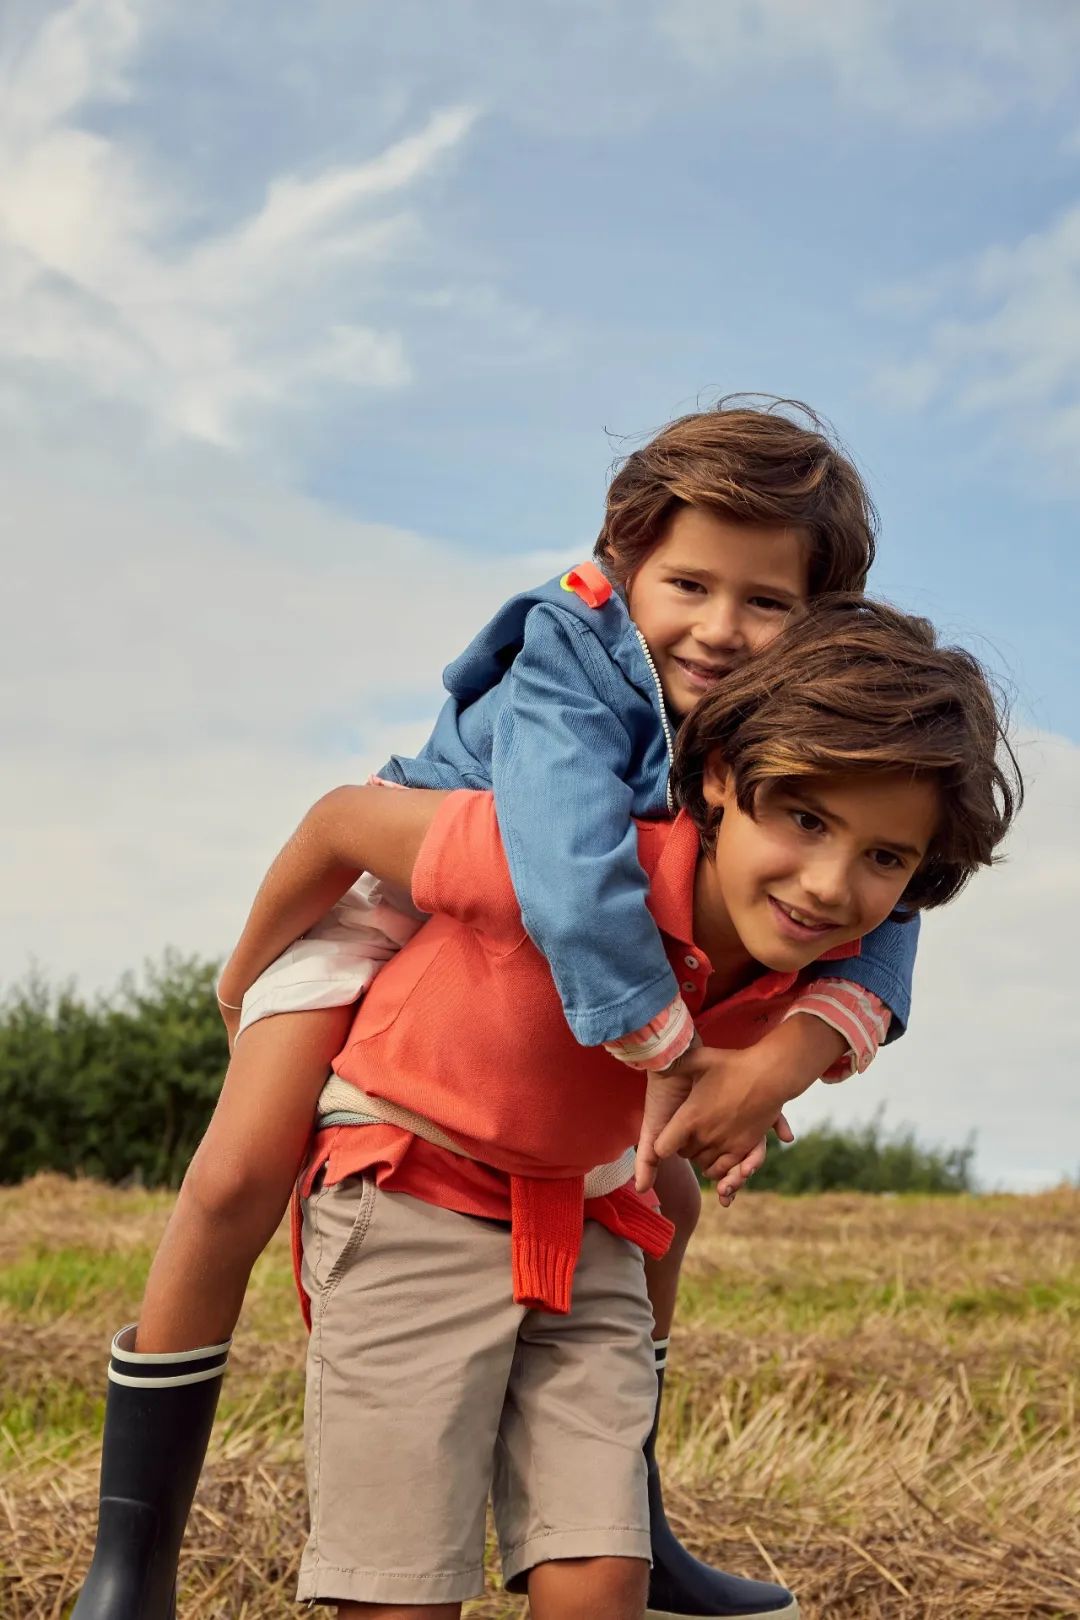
[654,1155,702,1249]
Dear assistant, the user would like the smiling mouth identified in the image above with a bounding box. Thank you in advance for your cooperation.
[673,655,732,684]
[769,896,840,936]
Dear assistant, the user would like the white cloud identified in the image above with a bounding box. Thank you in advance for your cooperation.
[0,2,476,447]
[0,428,548,993]
[871,201,1080,478]
[659,0,1080,129]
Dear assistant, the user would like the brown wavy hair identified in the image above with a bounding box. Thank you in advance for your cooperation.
[595,395,877,594]
[673,596,1022,913]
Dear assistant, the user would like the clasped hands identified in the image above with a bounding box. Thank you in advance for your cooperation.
[634,1041,793,1206]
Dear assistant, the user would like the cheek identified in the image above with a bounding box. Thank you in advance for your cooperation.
[744,620,785,656]
[855,869,910,927]
[721,818,797,882]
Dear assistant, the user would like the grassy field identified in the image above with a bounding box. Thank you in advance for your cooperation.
[2,1176,1078,1619]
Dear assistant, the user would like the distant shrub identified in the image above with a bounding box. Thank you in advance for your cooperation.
[744,1112,975,1194]
[0,955,225,1188]
[1,958,975,1195]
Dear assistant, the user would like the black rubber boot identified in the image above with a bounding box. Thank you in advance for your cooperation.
[72,1325,230,1620]
[646,1341,799,1619]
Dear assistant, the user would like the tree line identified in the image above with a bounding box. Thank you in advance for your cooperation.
[0,955,974,1193]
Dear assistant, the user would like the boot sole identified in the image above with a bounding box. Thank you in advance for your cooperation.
[647,1602,799,1620]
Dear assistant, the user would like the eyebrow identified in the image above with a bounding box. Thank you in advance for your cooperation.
[792,788,926,860]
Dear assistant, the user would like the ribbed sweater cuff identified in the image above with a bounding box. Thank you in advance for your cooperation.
[510,1174,585,1315]
[599,1185,676,1260]
[511,1235,579,1315]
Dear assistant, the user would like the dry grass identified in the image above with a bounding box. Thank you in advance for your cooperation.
[2,1175,1078,1618]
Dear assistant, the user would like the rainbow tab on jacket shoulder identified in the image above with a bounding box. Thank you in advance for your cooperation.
[559,562,613,609]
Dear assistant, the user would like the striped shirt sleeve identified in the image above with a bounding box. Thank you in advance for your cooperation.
[603,994,696,1072]
[784,980,892,1081]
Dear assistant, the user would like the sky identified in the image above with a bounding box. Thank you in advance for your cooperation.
[3,0,1078,1191]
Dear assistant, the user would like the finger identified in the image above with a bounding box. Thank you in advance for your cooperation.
[739,1139,768,1177]
[773,1111,796,1144]
[697,1149,741,1179]
[704,1154,746,1185]
[634,1133,660,1195]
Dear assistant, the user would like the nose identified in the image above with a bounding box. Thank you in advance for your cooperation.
[800,852,854,915]
[693,594,745,653]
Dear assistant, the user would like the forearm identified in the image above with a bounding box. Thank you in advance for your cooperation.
[736,1013,850,1123]
[218,784,445,1005]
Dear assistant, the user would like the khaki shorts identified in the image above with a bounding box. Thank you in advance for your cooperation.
[297,1176,656,1606]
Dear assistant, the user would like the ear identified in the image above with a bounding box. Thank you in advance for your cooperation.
[701,753,735,809]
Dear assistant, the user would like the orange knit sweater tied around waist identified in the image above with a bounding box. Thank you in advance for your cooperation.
[292,1121,674,1327]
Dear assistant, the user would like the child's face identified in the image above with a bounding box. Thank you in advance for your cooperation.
[625,505,810,719]
[698,765,940,974]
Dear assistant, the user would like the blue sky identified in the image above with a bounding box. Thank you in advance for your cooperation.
[3,0,1078,1188]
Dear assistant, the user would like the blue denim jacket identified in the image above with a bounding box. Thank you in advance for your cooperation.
[382,569,918,1047]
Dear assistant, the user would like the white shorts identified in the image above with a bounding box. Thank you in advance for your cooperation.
[236,873,426,1037]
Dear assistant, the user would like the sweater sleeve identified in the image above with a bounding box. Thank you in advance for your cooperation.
[783,982,892,1080]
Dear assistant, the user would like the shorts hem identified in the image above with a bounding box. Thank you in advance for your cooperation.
[297,1561,486,1605]
[502,1526,653,1591]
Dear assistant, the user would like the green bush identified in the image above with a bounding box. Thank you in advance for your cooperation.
[745,1112,975,1194]
[0,955,226,1188]
[1,957,974,1195]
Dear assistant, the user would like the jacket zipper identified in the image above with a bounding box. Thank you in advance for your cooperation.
[634,628,677,815]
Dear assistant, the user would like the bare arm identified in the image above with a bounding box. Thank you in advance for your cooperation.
[216,784,449,1008]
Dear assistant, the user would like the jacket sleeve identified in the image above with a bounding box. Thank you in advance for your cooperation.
[814,912,920,1039]
[491,605,678,1047]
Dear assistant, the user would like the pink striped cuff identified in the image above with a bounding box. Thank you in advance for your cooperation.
[784,980,892,1081]
[604,994,695,1072]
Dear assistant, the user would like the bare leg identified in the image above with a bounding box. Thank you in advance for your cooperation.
[643,1153,701,1340]
[136,1005,352,1351]
[527,1556,648,1620]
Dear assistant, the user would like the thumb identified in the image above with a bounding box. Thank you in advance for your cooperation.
[652,1099,697,1165]
[773,1110,795,1144]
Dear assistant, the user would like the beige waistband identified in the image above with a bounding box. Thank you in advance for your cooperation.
[318,1073,635,1200]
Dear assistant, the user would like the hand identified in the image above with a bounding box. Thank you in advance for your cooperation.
[651,1044,793,1178]
[711,1115,797,1204]
[714,1134,768,1207]
[634,1060,696,1193]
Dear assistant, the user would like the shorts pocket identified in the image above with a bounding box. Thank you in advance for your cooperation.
[303,1174,378,1311]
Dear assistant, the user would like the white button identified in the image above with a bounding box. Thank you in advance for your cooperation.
[684,954,699,969]
[681,980,695,992]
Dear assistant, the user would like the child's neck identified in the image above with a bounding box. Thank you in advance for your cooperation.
[691,853,761,1005]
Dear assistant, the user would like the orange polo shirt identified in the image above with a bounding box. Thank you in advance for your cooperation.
[299,791,858,1316]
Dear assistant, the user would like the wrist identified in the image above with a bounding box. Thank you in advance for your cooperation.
[215,960,249,1010]
[740,1031,813,1113]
